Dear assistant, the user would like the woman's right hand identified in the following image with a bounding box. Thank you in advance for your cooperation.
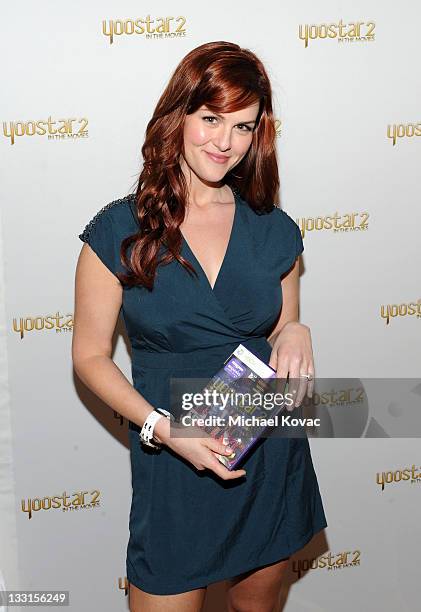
[154,416,247,480]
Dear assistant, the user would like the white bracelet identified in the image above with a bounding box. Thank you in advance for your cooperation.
[139,411,164,449]
[139,408,173,449]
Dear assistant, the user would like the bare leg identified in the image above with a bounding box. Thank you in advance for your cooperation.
[226,558,289,612]
[129,581,207,612]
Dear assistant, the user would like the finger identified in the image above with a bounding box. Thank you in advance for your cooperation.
[205,453,247,480]
[202,436,236,457]
[275,361,289,398]
[295,364,309,407]
[287,361,301,411]
[307,366,315,398]
[268,349,278,371]
[273,376,288,412]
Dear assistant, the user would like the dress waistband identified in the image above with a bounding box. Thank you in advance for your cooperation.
[131,337,271,370]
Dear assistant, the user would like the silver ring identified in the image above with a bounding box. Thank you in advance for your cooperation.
[300,373,314,381]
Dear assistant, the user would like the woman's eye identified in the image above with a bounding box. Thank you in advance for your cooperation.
[202,117,253,131]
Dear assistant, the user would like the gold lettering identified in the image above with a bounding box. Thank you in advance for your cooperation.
[102,20,113,44]
[175,16,186,32]
[298,24,309,48]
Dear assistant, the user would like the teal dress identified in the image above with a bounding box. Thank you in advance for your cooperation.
[78,190,327,596]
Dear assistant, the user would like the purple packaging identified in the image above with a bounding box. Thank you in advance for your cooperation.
[187,344,286,470]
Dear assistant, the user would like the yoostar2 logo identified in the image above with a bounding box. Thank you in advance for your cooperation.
[299,20,375,48]
[3,117,88,145]
[102,16,187,44]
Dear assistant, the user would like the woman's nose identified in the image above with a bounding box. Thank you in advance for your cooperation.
[212,126,232,152]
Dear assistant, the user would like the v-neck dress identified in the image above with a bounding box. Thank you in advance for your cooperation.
[78,190,328,596]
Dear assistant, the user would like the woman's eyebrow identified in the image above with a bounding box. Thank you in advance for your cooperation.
[201,109,256,124]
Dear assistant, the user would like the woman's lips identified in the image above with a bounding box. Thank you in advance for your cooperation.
[205,151,230,164]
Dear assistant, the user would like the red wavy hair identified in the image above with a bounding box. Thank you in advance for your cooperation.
[118,40,279,290]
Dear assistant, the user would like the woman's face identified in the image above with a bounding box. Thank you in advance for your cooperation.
[181,101,260,186]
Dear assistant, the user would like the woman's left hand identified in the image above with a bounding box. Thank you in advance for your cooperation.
[268,321,315,410]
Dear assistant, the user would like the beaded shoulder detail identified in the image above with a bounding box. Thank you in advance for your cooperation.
[79,194,136,241]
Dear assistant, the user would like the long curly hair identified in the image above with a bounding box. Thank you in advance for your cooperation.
[118,40,279,290]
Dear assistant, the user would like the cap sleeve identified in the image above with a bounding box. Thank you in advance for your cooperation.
[79,203,122,278]
[272,208,304,277]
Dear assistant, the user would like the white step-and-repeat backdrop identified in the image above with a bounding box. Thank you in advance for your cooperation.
[1,1,420,610]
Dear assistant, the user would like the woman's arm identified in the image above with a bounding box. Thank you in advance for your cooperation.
[267,257,315,407]
[267,258,300,347]
[72,243,170,442]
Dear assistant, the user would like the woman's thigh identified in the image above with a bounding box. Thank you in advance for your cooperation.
[129,582,207,612]
[226,558,290,612]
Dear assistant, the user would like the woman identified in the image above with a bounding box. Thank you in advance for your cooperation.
[73,41,327,612]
